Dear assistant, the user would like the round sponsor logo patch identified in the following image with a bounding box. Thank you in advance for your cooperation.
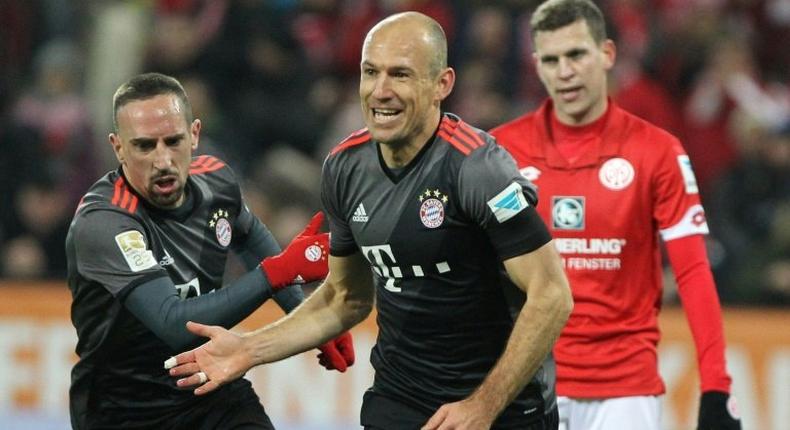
[599,157,634,190]
[215,218,232,247]
[692,210,707,226]
[552,197,584,230]
[420,198,445,228]
[304,244,323,262]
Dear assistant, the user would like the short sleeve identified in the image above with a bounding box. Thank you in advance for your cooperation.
[457,144,551,259]
[72,210,167,297]
[652,135,709,241]
[321,156,358,256]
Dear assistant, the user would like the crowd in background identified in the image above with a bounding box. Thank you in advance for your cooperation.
[1,0,788,305]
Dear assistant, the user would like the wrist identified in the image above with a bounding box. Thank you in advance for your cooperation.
[260,255,290,289]
[241,330,266,369]
[466,391,501,423]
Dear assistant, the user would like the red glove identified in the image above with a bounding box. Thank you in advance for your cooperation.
[317,332,355,372]
[261,212,329,290]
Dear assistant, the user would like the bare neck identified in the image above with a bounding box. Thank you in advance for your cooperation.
[379,112,441,168]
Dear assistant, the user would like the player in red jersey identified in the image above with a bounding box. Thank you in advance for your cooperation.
[490,1,741,429]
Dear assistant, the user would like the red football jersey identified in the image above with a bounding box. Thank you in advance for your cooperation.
[492,100,709,397]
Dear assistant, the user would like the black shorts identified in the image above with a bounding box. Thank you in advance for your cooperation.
[187,388,275,430]
[78,383,274,430]
[360,389,559,430]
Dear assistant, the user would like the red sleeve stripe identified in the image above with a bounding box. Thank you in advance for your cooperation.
[458,122,485,148]
[439,121,480,155]
[110,177,139,213]
[330,129,370,155]
[190,156,226,174]
[120,188,131,208]
[111,177,123,206]
[127,195,139,213]
[190,155,211,168]
[437,129,471,155]
[74,196,86,215]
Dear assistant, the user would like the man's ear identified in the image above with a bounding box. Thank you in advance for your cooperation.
[435,67,456,102]
[602,39,616,71]
[109,133,124,164]
[190,119,201,151]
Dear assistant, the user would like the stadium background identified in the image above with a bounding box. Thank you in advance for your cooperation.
[0,1,788,429]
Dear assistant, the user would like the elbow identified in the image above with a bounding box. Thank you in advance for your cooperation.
[559,288,573,322]
[548,278,573,324]
[557,281,574,322]
[345,295,374,327]
[160,330,200,353]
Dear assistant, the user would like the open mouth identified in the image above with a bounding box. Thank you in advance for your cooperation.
[153,176,178,195]
[372,108,403,124]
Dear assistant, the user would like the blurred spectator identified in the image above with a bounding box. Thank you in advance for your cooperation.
[448,5,515,130]
[0,0,787,305]
[2,38,96,278]
[12,38,98,204]
[1,178,71,279]
[145,0,229,77]
[683,33,789,193]
[708,116,790,305]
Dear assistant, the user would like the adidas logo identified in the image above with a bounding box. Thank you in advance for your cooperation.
[352,203,369,222]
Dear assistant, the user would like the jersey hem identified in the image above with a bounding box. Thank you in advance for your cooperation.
[557,385,665,399]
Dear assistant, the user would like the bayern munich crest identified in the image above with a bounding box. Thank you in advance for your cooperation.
[598,157,634,190]
[209,208,232,247]
[418,188,448,229]
[304,244,323,262]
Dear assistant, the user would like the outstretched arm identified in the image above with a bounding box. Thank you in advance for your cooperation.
[422,241,572,429]
[166,251,375,395]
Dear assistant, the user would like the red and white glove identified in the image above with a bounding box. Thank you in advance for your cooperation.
[317,332,355,372]
[260,212,329,290]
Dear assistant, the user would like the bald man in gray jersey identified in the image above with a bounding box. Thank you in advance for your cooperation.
[168,13,572,430]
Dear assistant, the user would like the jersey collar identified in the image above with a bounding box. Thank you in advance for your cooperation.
[534,98,625,168]
[116,166,200,221]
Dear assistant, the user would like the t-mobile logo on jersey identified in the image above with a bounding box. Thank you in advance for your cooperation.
[360,244,451,293]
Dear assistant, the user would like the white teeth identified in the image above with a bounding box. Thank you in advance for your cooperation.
[373,109,398,116]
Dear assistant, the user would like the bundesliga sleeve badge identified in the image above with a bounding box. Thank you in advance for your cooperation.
[115,230,158,272]
[487,182,528,223]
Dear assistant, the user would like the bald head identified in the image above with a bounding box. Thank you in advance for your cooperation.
[364,12,447,78]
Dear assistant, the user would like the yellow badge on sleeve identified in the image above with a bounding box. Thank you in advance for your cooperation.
[115,230,158,272]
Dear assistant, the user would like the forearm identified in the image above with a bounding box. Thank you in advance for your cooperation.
[124,269,272,351]
[235,218,305,313]
[469,279,571,416]
[667,235,732,392]
[242,254,374,366]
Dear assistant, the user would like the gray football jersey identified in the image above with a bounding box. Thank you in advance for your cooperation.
[66,156,257,425]
[321,114,556,424]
